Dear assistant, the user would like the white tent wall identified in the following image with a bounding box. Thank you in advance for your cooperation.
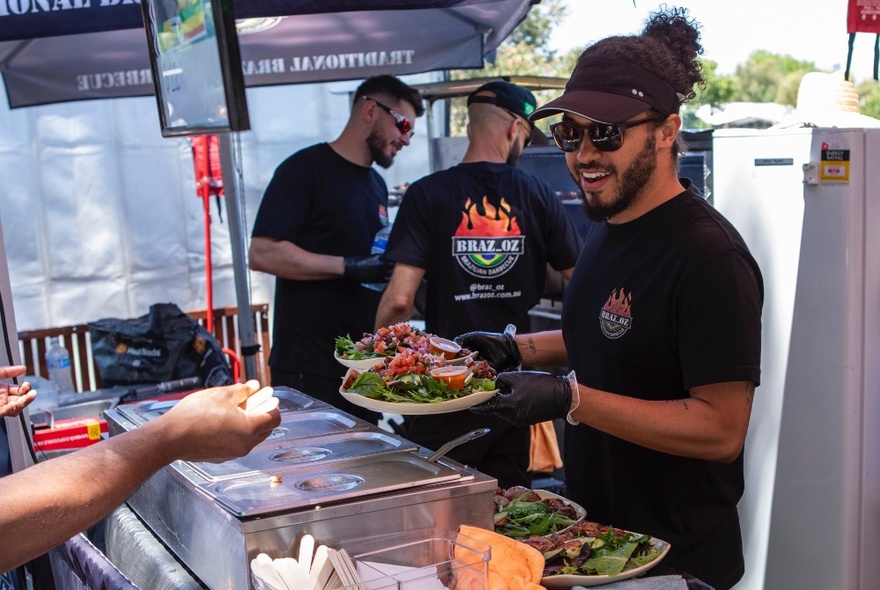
[0,73,440,333]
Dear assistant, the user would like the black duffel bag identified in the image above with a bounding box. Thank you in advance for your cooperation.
[89,303,233,388]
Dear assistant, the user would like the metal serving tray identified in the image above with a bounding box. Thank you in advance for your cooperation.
[256,409,373,450]
[186,430,419,481]
[206,452,462,517]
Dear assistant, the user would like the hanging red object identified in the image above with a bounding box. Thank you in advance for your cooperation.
[191,134,241,382]
[846,0,880,80]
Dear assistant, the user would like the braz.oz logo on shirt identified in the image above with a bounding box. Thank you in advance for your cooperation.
[600,288,633,339]
[451,196,524,278]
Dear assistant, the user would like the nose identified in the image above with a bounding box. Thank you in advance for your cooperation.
[574,135,601,160]
[399,132,412,147]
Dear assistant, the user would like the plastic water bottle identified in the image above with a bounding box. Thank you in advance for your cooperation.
[45,336,75,393]
[364,223,392,291]
[371,223,391,256]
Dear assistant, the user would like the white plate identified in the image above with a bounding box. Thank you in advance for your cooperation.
[339,388,496,415]
[334,350,478,370]
[334,353,387,370]
[541,536,671,588]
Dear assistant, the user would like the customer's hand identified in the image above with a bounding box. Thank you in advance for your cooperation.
[343,255,394,283]
[454,330,521,372]
[470,371,573,427]
[151,380,281,463]
[0,365,36,418]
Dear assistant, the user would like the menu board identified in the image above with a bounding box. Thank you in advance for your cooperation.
[140,0,250,136]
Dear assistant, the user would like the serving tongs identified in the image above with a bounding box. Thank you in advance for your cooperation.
[427,427,491,463]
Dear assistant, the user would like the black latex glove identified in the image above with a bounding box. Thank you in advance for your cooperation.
[343,255,394,283]
[470,371,572,427]
[454,330,522,372]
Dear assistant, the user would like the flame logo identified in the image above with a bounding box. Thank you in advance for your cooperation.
[451,196,524,278]
[456,197,521,236]
[604,289,632,316]
[599,288,633,339]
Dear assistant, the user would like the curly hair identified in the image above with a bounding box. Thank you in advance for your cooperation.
[583,6,705,105]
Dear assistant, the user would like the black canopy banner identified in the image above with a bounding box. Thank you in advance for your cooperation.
[0,0,515,42]
[0,0,537,108]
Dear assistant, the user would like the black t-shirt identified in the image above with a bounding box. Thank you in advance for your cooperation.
[251,143,388,378]
[386,162,581,337]
[561,184,763,590]
[385,162,581,488]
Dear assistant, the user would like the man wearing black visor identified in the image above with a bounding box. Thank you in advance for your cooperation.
[454,7,764,589]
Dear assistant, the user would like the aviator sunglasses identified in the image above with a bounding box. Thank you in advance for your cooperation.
[549,115,666,153]
[363,96,414,137]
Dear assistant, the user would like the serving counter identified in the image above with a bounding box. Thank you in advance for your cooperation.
[103,387,496,590]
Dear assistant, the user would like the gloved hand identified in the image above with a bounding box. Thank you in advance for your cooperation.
[454,330,522,372]
[470,371,574,427]
[343,255,394,283]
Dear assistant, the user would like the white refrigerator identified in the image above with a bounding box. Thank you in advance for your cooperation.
[713,126,880,589]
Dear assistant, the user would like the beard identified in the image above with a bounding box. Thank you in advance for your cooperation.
[578,135,657,221]
[507,138,524,166]
[367,129,395,169]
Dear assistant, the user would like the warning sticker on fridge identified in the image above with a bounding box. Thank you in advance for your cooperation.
[820,139,850,185]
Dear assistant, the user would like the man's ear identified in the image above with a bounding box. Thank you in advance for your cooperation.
[360,98,378,123]
[658,114,682,148]
[508,117,521,143]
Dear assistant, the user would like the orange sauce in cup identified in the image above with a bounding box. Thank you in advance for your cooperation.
[429,336,462,360]
[430,366,468,390]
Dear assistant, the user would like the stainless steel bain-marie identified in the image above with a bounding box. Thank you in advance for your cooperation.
[104,387,496,590]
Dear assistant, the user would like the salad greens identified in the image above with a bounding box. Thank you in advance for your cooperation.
[346,370,495,403]
[335,334,388,360]
[544,528,661,577]
[494,493,578,540]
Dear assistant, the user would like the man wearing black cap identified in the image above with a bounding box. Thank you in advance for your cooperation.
[453,8,763,590]
[374,80,580,488]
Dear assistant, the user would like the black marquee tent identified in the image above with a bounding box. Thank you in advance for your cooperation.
[0,0,539,108]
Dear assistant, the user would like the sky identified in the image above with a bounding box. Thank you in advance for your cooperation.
[547,0,879,83]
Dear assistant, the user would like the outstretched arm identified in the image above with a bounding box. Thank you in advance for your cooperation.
[572,380,754,462]
[474,373,753,463]
[0,380,281,572]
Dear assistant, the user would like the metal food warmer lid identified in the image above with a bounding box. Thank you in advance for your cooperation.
[187,430,419,481]
[205,452,463,517]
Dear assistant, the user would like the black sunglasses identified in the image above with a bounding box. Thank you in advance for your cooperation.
[363,96,414,137]
[549,115,666,153]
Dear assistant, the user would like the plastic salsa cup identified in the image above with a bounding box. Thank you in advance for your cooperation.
[430,366,468,390]
[429,336,462,360]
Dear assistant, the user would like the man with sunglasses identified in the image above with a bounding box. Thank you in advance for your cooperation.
[249,75,424,423]
[374,81,581,488]
[453,8,763,589]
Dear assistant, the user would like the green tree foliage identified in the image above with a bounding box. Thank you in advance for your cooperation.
[856,80,880,120]
[733,50,816,105]
[505,0,566,52]
[682,59,736,128]
[445,0,576,135]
